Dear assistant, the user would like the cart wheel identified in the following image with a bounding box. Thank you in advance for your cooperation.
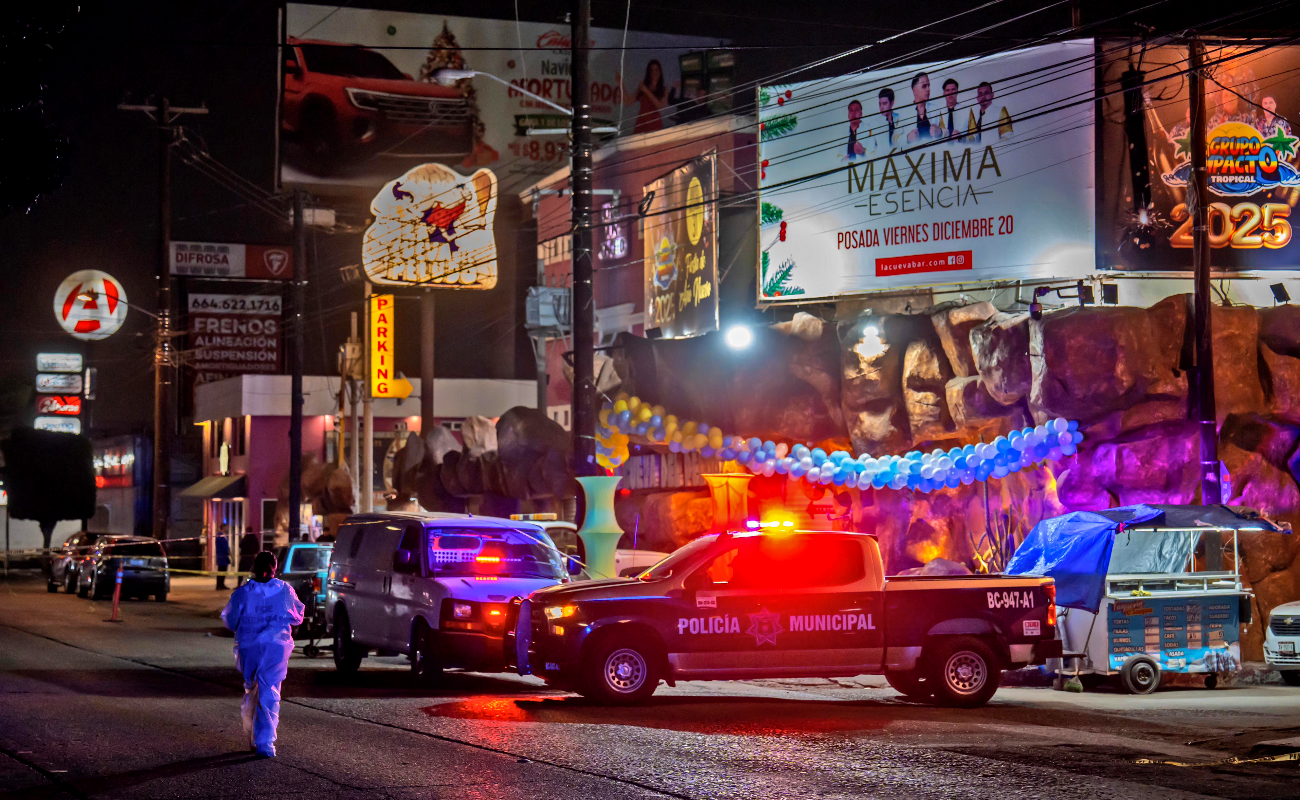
[1120,655,1161,694]
[304,644,321,659]
[1204,673,1218,690]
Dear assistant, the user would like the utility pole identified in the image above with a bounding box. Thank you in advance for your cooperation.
[349,312,361,511]
[570,0,597,479]
[289,189,307,540]
[363,284,374,512]
[420,291,435,440]
[1188,39,1224,569]
[118,98,207,540]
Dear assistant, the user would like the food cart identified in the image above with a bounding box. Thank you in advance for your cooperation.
[1008,504,1289,693]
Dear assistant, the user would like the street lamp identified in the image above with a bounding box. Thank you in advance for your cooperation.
[77,291,160,320]
[429,68,618,134]
[724,325,753,349]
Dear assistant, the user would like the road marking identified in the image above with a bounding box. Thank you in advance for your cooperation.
[1136,751,1300,767]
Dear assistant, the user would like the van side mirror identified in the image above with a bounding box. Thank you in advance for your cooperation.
[567,556,583,576]
[393,549,416,574]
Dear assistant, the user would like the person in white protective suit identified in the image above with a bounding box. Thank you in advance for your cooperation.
[221,550,304,758]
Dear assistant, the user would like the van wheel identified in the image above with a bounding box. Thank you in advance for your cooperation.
[47,579,59,593]
[580,634,659,705]
[885,670,932,700]
[411,623,443,686]
[1120,656,1161,694]
[332,611,365,674]
[928,636,1001,708]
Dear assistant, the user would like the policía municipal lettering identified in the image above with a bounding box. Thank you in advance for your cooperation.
[678,615,742,635]
[789,612,875,632]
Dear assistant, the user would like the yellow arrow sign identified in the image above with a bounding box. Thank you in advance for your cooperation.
[386,376,414,400]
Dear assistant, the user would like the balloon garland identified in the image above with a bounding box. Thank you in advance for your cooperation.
[595,394,1084,493]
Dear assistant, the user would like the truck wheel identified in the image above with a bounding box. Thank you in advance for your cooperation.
[332,610,365,674]
[1282,671,1300,687]
[65,572,77,593]
[580,634,660,705]
[928,636,1001,708]
[1120,655,1161,694]
[47,578,59,593]
[885,670,932,700]
[410,623,443,686]
[77,579,89,599]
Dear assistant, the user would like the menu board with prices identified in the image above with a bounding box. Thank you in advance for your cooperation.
[1108,597,1240,673]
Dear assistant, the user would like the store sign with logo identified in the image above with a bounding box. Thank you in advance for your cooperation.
[643,151,719,339]
[188,294,282,386]
[94,447,136,488]
[362,164,500,289]
[53,270,129,341]
[36,373,84,394]
[171,241,293,280]
[34,417,82,435]
[36,395,81,416]
[37,353,83,373]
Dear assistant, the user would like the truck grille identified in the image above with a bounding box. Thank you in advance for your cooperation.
[1271,616,1300,636]
[373,94,470,126]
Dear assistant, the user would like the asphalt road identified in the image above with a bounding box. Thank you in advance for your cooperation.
[2,572,1299,799]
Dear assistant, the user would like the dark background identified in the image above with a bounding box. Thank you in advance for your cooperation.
[1,1,1236,440]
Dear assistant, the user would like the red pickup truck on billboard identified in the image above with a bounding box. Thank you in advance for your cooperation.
[282,37,473,176]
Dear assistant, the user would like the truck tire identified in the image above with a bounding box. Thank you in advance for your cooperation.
[332,610,366,674]
[77,579,89,599]
[580,633,660,705]
[885,670,932,700]
[1282,671,1300,687]
[1120,655,1161,694]
[47,578,59,593]
[928,636,1001,708]
[410,622,443,686]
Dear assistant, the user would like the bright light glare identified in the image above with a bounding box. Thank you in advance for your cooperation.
[725,326,753,349]
[854,328,886,360]
[863,324,878,336]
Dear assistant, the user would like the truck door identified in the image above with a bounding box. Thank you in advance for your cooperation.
[677,534,884,676]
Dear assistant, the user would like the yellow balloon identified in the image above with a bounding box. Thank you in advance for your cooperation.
[708,430,723,445]
[682,421,698,436]
[638,406,653,422]
[613,400,628,413]
[664,414,678,428]
[628,396,641,410]
[671,431,684,443]
[696,434,709,449]
[664,422,678,437]
[651,405,665,418]
[598,408,611,425]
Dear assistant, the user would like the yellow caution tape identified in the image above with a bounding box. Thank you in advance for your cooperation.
[1136,751,1300,767]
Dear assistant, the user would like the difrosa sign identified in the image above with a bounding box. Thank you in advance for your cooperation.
[170,242,293,280]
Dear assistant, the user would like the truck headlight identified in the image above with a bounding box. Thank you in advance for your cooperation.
[544,605,577,620]
[346,87,381,110]
[453,602,473,619]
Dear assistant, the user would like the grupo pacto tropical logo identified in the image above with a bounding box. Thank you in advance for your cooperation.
[1163,121,1300,196]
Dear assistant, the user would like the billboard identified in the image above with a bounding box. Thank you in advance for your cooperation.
[756,41,1096,301]
[171,241,293,280]
[1100,43,1300,271]
[53,270,129,341]
[643,152,719,338]
[281,4,720,194]
[187,294,282,386]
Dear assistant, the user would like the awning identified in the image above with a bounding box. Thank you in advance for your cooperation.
[179,474,246,499]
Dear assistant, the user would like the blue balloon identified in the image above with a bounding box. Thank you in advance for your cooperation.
[993,455,1007,467]
[791,464,807,478]
[1072,430,1084,444]
[635,422,649,435]
[669,440,681,453]
[962,444,976,456]
[654,427,667,440]
[811,447,827,461]
[800,457,814,470]
[775,461,789,475]
[719,448,735,460]
[996,437,1011,452]
[748,437,762,451]
[698,423,710,435]
[1068,419,1079,432]
[617,410,631,426]
[993,465,1009,478]
[954,456,967,470]
[700,446,714,458]
[946,475,961,489]
[908,461,922,475]
[650,415,663,428]
[906,473,921,489]
[871,476,887,490]
[806,467,820,481]
[763,440,777,453]
[832,471,846,486]
[737,451,752,464]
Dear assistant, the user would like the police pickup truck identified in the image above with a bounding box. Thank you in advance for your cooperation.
[513,529,1061,707]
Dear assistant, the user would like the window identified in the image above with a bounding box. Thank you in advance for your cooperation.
[701,536,866,591]
[235,416,247,456]
[286,546,332,573]
[261,499,276,532]
[426,527,565,579]
[298,44,406,80]
[398,524,423,556]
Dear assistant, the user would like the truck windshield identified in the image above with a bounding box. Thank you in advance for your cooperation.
[299,45,407,81]
[427,527,565,579]
[286,546,332,573]
[637,535,718,580]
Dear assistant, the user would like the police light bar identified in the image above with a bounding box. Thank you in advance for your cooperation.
[744,520,796,530]
[510,513,559,521]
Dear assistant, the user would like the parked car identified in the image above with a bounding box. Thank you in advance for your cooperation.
[1264,600,1300,685]
[48,531,111,594]
[512,515,670,579]
[272,542,334,656]
[514,529,1062,707]
[326,512,568,682]
[281,37,472,175]
[77,537,169,602]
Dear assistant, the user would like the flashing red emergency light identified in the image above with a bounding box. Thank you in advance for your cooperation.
[476,555,501,563]
[744,520,796,530]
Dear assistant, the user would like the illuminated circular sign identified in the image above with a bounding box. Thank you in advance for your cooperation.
[53,270,129,341]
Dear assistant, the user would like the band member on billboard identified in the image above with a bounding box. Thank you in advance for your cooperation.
[968,81,1012,141]
[868,87,900,152]
[1260,96,1292,137]
[906,72,943,143]
[626,59,669,134]
[942,78,960,139]
[847,99,867,159]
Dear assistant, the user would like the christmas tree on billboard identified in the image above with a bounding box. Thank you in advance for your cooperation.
[419,22,499,168]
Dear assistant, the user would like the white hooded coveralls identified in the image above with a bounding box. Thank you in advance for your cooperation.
[221,578,305,749]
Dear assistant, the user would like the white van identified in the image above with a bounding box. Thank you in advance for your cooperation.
[1264,600,1300,686]
[326,512,568,682]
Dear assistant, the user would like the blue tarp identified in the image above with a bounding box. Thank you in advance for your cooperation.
[1006,505,1164,612]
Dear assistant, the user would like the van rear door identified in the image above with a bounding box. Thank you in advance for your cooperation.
[350,522,403,648]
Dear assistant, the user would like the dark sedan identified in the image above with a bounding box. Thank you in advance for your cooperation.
[77,537,170,602]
